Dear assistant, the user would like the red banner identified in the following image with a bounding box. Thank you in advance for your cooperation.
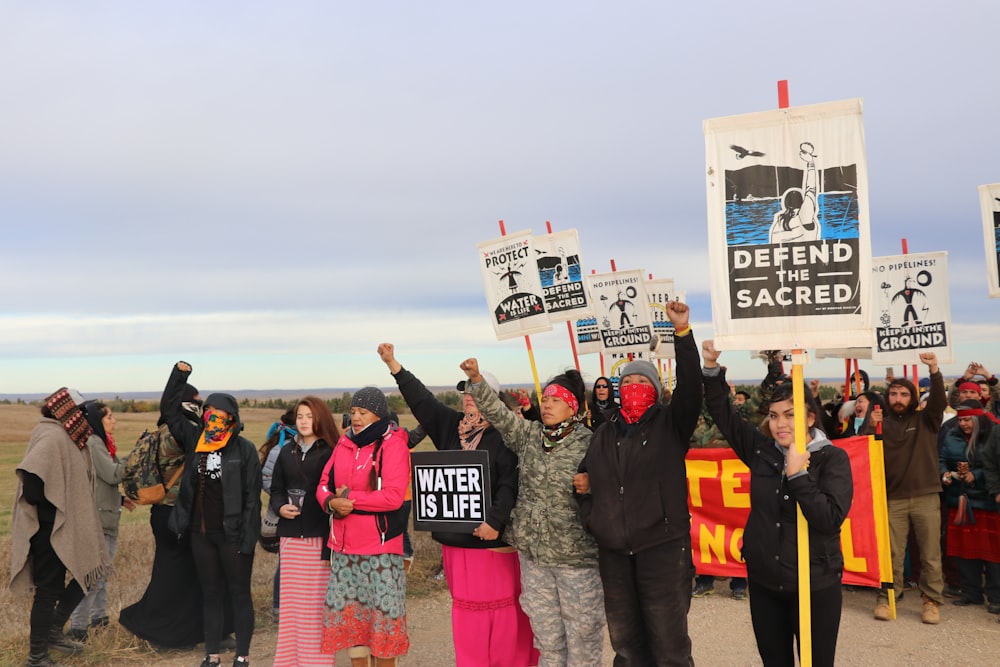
[686,436,881,587]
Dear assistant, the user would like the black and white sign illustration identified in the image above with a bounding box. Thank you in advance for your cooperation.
[533,229,590,323]
[979,183,1000,298]
[704,99,872,351]
[585,269,653,357]
[871,252,952,364]
[645,278,686,360]
[477,230,552,340]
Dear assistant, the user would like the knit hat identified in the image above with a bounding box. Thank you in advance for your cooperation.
[351,386,390,419]
[457,371,501,395]
[619,360,661,398]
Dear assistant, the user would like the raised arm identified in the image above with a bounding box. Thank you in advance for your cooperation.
[702,340,769,464]
[379,342,461,449]
[665,301,703,445]
[161,362,200,451]
[460,357,536,456]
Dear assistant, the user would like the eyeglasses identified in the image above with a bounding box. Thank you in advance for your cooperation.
[595,384,609,389]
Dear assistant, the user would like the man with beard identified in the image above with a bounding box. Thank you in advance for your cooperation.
[870,352,946,624]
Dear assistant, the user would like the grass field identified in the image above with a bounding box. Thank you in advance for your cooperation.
[0,403,445,666]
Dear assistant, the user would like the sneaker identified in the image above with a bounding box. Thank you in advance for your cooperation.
[200,658,221,667]
[88,616,109,629]
[691,582,715,598]
[233,658,250,667]
[943,584,962,599]
[873,601,891,621]
[952,597,983,607]
[904,579,918,590]
[732,588,747,601]
[922,599,941,625]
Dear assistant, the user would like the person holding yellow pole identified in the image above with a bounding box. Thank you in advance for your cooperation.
[701,341,853,667]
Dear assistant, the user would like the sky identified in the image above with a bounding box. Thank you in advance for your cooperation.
[2,1,999,396]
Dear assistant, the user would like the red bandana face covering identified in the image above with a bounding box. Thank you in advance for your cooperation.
[619,383,658,424]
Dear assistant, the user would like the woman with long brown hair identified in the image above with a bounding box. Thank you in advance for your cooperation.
[271,396,340,666]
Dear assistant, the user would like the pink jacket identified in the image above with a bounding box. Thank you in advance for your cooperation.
[316,424,410,555]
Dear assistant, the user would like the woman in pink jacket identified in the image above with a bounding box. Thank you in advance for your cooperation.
[317,387,410,667]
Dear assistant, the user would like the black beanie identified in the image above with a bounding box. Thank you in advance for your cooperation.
[351,387,389,419]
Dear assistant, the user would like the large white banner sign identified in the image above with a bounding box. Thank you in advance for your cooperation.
[532,229,591,323]
[477,230,551,340]
[704,98,872,350]
[870,252,953,365]
[586,269,654,357]
[979,183,1000,298]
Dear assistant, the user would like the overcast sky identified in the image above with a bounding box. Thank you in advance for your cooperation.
[2,1,999,395]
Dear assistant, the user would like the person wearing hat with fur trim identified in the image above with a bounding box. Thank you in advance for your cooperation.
[10,388,113,667]
[868,352,947,624]
[573,301,702,667]
[316,386,410,667]
[163,362,262,667]
[460,358,604,667]
[948,361,1000,419]
[377,343,538,667]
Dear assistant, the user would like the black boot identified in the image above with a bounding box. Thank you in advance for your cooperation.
[25,639,67,667]
[46,628,83,655]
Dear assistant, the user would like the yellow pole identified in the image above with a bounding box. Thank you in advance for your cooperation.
[868,433,896,618]
[791,349,812,666]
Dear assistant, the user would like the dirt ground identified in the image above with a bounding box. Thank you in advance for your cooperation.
[149,581,1000,666]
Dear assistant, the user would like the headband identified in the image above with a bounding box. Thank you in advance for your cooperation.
[956,407,1000,424]
[543,384,579,415]
[957,381,982,393]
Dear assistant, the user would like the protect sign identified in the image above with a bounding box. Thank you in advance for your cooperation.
[704,98,873,350]
[411,450,493,533]
[478,229,552,340]
[870,251,953,364]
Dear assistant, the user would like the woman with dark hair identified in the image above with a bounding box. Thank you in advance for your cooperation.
[461,358,604,667]
[769,142,821,244]
[377,343,536,667]
[834,390,885,439]
[68,401,133,641]
[588,376,617,429]
[701,340,853,667]
[11,388,112,667]
[940,400,1000,612]
[317,387,410,667]
[164,361,261,667]
[271,397,339,666]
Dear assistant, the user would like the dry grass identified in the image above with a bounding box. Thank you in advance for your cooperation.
[0,404,445,666]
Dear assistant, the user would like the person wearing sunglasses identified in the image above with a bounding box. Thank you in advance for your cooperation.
[589,377,618,429]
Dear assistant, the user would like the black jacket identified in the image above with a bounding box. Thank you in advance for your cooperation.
[392,366,518,549]
[577,332,703,554]
[704,368,853,592]
[269,438,335,539]
[163,365,262,554]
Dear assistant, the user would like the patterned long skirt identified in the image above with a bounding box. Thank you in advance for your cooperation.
[273,537,337,667]
[322,552,409,658]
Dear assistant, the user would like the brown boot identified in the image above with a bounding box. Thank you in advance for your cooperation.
[402,557,413,574]
[374,658,398,667]
[348,646,372,667]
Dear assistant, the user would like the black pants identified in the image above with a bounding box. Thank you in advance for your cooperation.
[956,557,1000,603]
[599,539,695,667]
[747,579,842,667]
[29,521,85,647]
[190,530,255,656]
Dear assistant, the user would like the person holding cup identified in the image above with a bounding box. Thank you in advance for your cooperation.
[270,396,340,666]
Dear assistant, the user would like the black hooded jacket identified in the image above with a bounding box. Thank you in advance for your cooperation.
[164,365,261,553]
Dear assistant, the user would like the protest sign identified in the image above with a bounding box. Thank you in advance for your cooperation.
[478,230,551,340]
[645,278,685,360]
[704,98,872,350]
[586,269,654,357]
[979,183,1000,298]
[686,436,880,587]
[532,229,591,323]
[411,450,492,533]
[870,251,953,364]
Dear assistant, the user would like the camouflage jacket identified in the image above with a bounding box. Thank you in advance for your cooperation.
[471,381,599,568]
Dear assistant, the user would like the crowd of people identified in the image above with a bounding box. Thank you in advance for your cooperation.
[8,325,1000,666]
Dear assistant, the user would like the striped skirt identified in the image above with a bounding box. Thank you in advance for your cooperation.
[273,537,337,667]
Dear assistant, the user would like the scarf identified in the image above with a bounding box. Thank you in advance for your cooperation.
[195,409,235,453]
[349,417,391,448]
[458,412,490,451]
[105,434,117,459]
[10,419,113,595]
[542,416,581,450]
[620,383,658,424]
[44,388,93,449]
